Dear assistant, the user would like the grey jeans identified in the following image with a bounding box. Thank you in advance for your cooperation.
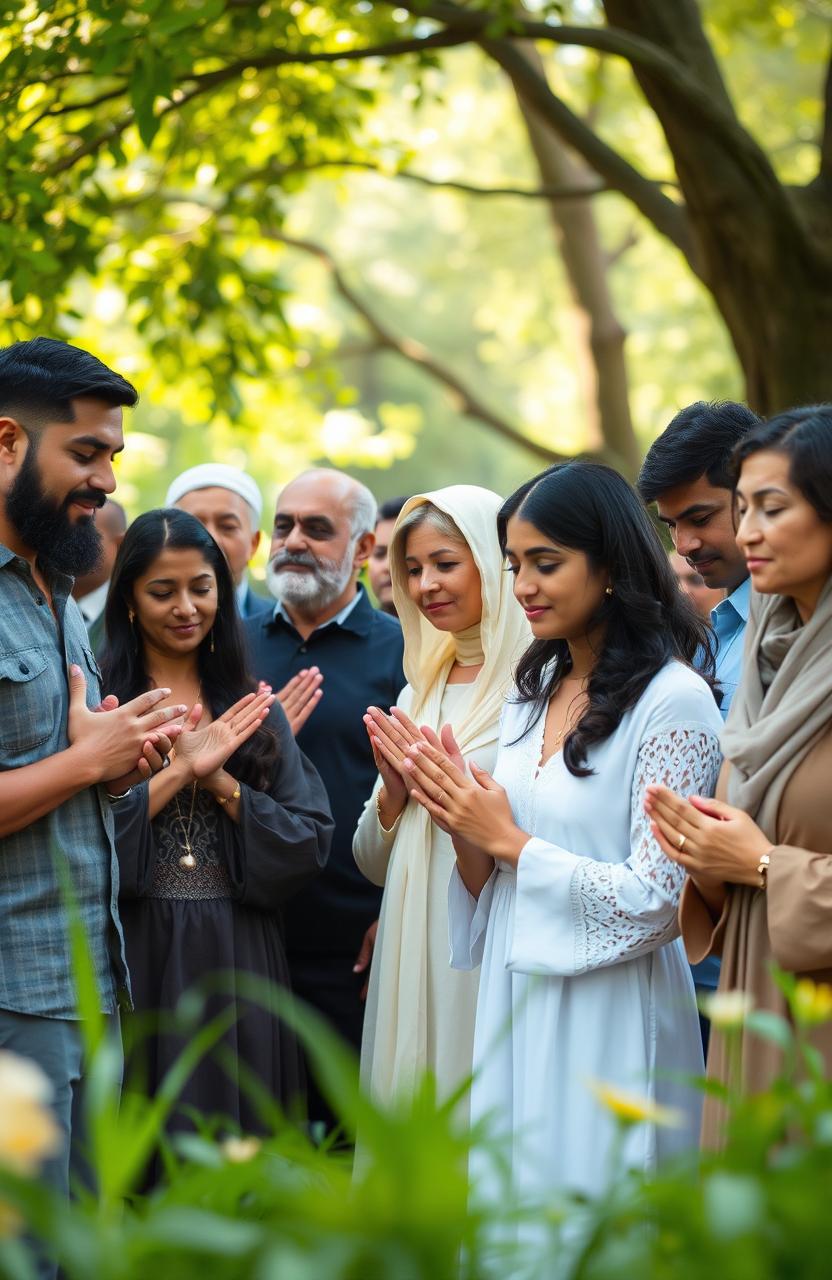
[0,1008,122,1279]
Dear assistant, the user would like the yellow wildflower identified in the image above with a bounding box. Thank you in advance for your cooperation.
[221,1136,262,1163]
[0,1052,61,1176]
[793,979,832,1026]
[587,1080,683,1128]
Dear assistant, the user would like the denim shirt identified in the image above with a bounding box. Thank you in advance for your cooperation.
[0,544,128,1018]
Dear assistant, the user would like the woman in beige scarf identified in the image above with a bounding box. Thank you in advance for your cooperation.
[353,486,528,1107]
[644,405,832,1147]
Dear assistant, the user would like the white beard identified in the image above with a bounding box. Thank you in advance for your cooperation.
[266,544,355,611]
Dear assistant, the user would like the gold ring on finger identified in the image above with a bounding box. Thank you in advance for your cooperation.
[677,833,686,851]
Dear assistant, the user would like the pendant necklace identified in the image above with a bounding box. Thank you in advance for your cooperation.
[172,684,204,871]
[173,782,198,871]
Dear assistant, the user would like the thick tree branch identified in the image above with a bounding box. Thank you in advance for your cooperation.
[187,27,474,91]
[601,0,815,261]
[270,231,569,465]
[483,37,699,271]
[395,3,753,137]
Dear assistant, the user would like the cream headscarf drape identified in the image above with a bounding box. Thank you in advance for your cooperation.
[361,485,529,1102]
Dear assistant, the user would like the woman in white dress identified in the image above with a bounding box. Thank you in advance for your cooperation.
[353,486,528,1108]
[402,462,723,1207]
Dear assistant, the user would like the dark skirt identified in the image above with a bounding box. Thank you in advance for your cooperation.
[120,895,304,1138]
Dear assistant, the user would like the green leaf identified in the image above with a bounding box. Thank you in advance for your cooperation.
[140,1208,264,1255]
[745,1010,794,1050]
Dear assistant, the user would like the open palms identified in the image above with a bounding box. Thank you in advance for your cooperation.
[175,691,273,780]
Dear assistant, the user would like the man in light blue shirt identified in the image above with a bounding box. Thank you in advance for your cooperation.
[638,400,762,1044]
[639,400,762,717]
[709,574,750,715]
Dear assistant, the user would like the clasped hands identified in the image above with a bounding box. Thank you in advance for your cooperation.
[363,706,527,863]
[644,784,772,889]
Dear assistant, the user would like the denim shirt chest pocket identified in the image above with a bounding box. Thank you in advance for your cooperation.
[0,644,63,761]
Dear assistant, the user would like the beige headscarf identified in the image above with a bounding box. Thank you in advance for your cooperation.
[364,485,529,1100]
[722,575,832,837]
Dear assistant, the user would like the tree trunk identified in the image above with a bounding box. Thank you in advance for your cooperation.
[508,42,640,476]
[600,0,832,414]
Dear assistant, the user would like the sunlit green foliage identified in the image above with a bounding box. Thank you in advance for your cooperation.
[0,2,827,506]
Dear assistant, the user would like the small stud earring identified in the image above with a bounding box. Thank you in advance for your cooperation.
[605,586,613,596]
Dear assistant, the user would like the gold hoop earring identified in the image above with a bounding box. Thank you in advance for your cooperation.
[210,628,215,655]
[128,607,135,624]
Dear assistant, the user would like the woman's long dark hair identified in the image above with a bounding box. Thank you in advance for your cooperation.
[101,508,277,791]
[498,462,716,777]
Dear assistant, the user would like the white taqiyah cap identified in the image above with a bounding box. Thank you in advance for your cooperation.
[165,464,263,522]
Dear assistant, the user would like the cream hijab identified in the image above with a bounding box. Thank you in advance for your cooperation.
[363,485,529,1101]
[723,575,832,839]
[390,485,530,744]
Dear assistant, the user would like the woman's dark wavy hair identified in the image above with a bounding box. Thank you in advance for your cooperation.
[729,403,832,522]
[101,508,278,791]
[498,462,716,777]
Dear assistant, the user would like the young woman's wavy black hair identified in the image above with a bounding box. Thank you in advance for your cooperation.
[101,508,278,791]
[498,462,717,777]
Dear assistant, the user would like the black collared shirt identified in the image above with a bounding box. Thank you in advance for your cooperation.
[245,587,405,956]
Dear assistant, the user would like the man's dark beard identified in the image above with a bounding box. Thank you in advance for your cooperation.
[6,448,105,577]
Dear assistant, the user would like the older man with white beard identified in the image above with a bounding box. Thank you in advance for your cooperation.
[244,469,404,1128]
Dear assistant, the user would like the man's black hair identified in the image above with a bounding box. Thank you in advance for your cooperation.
[377,495,409,524]
[0,337,138,429]
[637,401,761,505]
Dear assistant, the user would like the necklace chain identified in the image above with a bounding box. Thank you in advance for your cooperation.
[172,683,204,871]
[173,783,198,870]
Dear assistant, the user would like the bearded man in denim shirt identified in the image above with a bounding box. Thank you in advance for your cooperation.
[0,339,184,1271]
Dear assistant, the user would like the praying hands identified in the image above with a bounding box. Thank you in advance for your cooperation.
[644,783,772,891]
[402,736,528,866]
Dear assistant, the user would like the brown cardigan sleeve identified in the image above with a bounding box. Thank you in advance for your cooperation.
[679,877,732,963]
[767,845,832,975]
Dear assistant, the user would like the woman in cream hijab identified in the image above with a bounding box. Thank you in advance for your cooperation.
[353,486,528,1107]
[645,405,832,1146]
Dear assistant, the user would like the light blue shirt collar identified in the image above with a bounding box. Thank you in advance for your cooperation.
[714,575,751,624]
[711,576,750,718]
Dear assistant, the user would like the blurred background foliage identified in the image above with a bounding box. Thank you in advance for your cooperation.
[0,0,828,528]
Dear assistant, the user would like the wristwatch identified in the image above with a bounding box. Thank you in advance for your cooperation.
[756,850,771,890]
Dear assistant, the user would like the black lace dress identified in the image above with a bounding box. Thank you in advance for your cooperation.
[113,704,333,1136]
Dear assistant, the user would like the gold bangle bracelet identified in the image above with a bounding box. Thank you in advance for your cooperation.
[217,783,241,807]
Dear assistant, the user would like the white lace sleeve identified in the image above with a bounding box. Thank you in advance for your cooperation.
[507,728,722,977]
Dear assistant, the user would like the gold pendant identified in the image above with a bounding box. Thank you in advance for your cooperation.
[179,851,197,870]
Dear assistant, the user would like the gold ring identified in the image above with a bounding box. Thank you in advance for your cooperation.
[438,790,447,805]
[677,833,686,851]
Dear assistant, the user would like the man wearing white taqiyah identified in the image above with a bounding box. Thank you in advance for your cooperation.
[165,463,271,619]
